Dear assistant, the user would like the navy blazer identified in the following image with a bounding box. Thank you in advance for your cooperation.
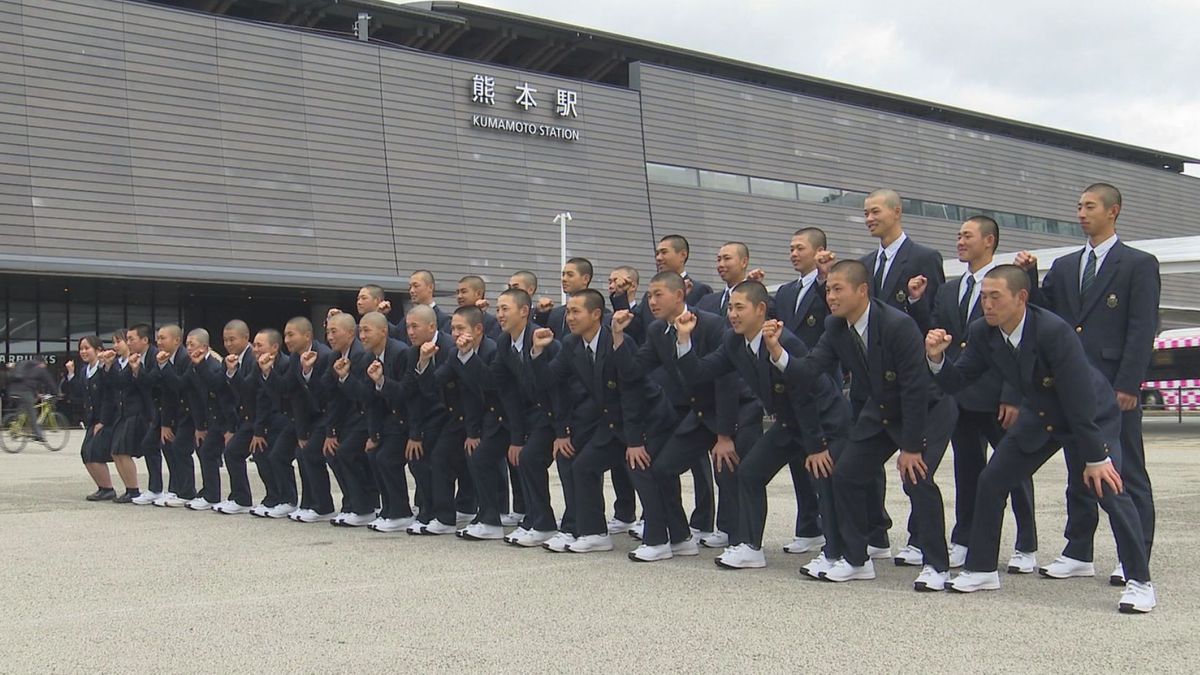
[774,276,831,351]
[1033,240,1160,395]
[264,340,333,440]
[534,326,670,448]
[910,272,1021,413]
[860,236,944,317]
[152,346,191,430]
[933,305,1120,464]
[319,341,371,438]
[66,364,117,428]
[613,308,759,438]
[358,338,410,442]
[790,300,950,452]
[609,292,648,346]
[695,286,777,322]
[422,336,504,441]
[392,331,459,442]
[113,346,159,423]
[678,327,850,453]
[491,323,560,445]
[225,346,270,435]
[162,353,235,433]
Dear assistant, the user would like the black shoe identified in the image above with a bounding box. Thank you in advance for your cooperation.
[86,488,116,502]
[114,491,139,504]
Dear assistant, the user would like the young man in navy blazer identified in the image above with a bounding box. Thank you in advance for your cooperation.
[1015,183,1160,586]
[909,216,1039,573]
[783,260,958,591]
[928,265,1155,613]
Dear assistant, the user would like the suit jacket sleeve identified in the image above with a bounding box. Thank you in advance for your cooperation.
[1114,254,1161,395]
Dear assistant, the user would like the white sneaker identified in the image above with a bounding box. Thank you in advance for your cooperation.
[511,529,556,548]
[690,527,714,542]
[914,565,949,592]
[671,537,700,557]
[289,508,314,521]
[332,512,349,526]
[460,523,505,540]
[543,532,577,552]
[949,543,968,569]
[715,544,767,569]
[568,534,614,553]
[784,535,826,554]
[1110,563,1126,587]
[1038,556,1095,579]
[628,520,645,540]
[250,504,271,518]
[370,518,410,533]
[162,495,189,508]
[949,570,1001,592]
[628,543,673,562]
[894,545,923,567]
[504,527,530,544]
[406,520,426,534]
[266,503,296,519]
[297,510,336,523]
[700,530,729,548]
[607,518,635,535]
[500,512,523,527]
[1118,580,1156,614]
[867,545,891,559]
[186,497,218,511]
[422,519,458,535]
[1006,551,1037,575]
[367,517,388,530]
[800,553,834,579]
[339,512,375,527]
[132,491,160,506]
[215,501,253,515]
[152,492,177,507]
[821,558,876,582]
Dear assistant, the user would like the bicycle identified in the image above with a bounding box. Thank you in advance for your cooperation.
[1,395,72,454]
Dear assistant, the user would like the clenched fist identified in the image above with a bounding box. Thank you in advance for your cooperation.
[908,275,928,302]
[65,361,75,377]
[1013,251,1037,271]
[155,349,170,366]
[536,296,555,313]
[531,327,555,353]
[419,340,439,360]
[675,310,697,341]
[367,359,384,385]
[225,352,240,374]
[300,350,318,374]
[333,357,350,379]
[925,329,952,363]
[611,309,634,334]
[816,250,838,278]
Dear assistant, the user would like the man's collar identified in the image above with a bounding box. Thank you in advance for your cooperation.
[745,330,764,355]
[1000,308,1028,347]
[665,304,690,333]
[1086,233,1119,257]
[849,303,870,335]
[798,268,819,286]
[879,232,908,257]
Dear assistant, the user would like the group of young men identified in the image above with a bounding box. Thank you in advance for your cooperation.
[65,185,1161,614]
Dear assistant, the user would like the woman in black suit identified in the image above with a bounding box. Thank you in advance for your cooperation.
[64,335,117,501]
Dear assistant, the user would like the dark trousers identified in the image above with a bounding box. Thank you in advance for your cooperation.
[429,425,469,526]
[573,436,628,537]
[298,431,335,515]
[689,453,715,532]
[651,426,721,539]
[787,460,823,538]
[196,429,227,503]
[834,411,955,571]
[507,461,525,514]
[223,427,256,507]
[738,425,844,559]
[1063,406,1155,563]
[629,430,688,546]
[469,428,512,526]
[651,424,758,542]
[454,464,476,516]
[516,425,558,532]
[164,423,197,500]
[368,432,413,520]
[409,429,440,523]
[140,424,164,494]
[949,407,1037,552]
[609,464,636,524]
[967,435,1150,582]
[265,425,298,507]
[329,428,374,516]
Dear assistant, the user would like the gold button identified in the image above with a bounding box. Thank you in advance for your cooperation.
[697,412,704,419]
[1045,425,1054,432]
[882,419,890,426]
[1075,326,1082,333]
[608,423,615,428]
[959,341,967,349]
[1038,411,1045,417]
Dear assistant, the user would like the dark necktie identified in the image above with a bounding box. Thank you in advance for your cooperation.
[873,252,887,295]
[851,327,868,366]
[586,344,595,365]
[959,275,976,323]
[720,289,731,315]
[746,342,756,362]
[1008,339,1020,360]
[794,279,807,314]
[1080,250,1097,296]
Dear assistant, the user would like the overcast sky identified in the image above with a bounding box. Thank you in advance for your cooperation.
[424,0,1200,177]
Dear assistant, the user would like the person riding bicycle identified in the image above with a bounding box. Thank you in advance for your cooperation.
[9,357,59,442]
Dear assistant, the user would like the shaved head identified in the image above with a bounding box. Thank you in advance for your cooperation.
[224,319,250,338]
[407,304,436,325]
[328,312,357,332]
[866,188,902,210]
[361,311,389,331]
[187,328,210,347]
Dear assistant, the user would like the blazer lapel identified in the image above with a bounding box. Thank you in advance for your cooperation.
[881,239,912,304]
[1078,242,1123,319]
[1019,309,1038,386]
[867,307,885,396]
[794,282,818,331]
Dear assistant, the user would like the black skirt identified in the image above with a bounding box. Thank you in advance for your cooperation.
[81,424,114,464]
[110,416,148,458]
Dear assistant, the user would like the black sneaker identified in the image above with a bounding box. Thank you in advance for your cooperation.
[114,491,139,504]
[86,488,117,502]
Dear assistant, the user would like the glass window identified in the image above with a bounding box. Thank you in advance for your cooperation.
[98,303,126,347]
[154,304,181,327]
[698,170,749,193]
[902,198,920,215]
[796,184,842,204]
[39,301,68,354]
[1027,217,1050,233]
[5,301,37,355]
[749,177,796,199]
[646,163,698,187]
[996,212,1019,231]
[922,202,957,221]
[835,191,868,209]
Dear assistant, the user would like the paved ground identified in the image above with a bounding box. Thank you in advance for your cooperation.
[1,417,1197,672]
